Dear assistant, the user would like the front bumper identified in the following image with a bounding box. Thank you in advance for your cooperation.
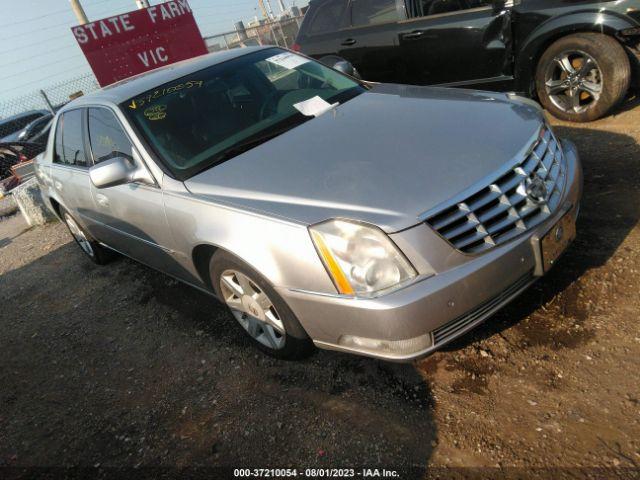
[277,140,583,362]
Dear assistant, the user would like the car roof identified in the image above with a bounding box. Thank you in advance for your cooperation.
[61,46,275,110]
[0,109,50,125]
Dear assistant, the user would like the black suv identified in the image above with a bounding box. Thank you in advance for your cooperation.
[294,0,640,121]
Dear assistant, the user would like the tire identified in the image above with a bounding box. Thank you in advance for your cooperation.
[535,33,631,122]
[61,207,113,265]
[210,250,315,360]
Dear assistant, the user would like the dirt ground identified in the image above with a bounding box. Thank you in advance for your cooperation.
[1,98,640,479]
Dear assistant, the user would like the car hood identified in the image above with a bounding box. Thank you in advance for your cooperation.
[184,84,545,233]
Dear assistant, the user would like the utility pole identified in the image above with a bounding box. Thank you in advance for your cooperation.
[69,0,88,25]
[264,0,275,18]
[258,0,269,19]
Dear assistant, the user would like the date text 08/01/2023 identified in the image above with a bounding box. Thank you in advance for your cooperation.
[233,468,400,478]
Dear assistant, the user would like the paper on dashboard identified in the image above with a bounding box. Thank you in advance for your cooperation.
[266,52,310,70]
[293,96,339,117]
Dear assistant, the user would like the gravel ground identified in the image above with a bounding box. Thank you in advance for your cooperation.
[1,99,639,479]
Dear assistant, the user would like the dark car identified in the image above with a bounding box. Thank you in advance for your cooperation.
[0,110,50,141]
[14,114,53,144]
[294,0,640,122]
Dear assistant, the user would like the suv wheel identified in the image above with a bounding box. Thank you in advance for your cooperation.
[535,33,631,122]
[62,208,113,264]
[210,250,314,360]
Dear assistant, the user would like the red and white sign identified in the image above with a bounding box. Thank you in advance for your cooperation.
[72,0,208,87]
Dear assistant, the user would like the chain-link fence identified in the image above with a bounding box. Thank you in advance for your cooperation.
[0,73,99,138]
[204,16,303,53]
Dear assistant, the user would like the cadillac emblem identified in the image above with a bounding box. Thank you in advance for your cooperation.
[525,175,548,204]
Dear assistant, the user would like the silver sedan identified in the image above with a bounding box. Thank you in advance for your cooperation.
[35,47,582,361]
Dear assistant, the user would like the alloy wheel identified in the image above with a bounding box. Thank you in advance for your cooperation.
[64,213,94,257]
[219,269,286,350]
[545,50,603,114]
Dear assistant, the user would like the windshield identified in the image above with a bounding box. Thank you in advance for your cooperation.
[122,48,365,180]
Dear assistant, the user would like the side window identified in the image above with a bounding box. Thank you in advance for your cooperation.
[87,108,133,164]
[307,0,347,35]
[415,0,489,17]
[351,0,399,26]
[53,110,88,167]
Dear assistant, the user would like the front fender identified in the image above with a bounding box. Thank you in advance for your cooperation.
[162,182,337,294]
[515,10,638,93]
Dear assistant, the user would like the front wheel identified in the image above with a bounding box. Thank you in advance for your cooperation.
[210,250,314,360]
[535,33,631,122]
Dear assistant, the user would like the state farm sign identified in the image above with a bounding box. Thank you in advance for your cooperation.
[72,0,207,87]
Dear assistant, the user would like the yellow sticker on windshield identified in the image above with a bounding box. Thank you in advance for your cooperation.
[129,80,204,109]
[144,104,167,121]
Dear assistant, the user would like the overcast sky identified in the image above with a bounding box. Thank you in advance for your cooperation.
[0,0,308,105]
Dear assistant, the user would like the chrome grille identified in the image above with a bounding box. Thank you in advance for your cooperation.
[425,128,566,254]
[432,271,534,346]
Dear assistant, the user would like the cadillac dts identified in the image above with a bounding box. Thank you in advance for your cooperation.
[35,47,582,361]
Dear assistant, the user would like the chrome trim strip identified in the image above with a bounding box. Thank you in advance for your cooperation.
[433,75,514,88]
[398,6,492,24]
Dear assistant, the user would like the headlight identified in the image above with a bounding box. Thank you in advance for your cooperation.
[309,219,417,298]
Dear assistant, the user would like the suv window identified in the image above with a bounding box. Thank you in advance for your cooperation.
[53,109,88,167]
[351,0,399,26]
[88,108,133,164]
[414,0,490,17]
[306,0,347,35]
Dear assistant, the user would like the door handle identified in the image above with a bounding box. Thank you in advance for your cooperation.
[95,194,109,208]
[402,31,426,40]
[341,38,357,46]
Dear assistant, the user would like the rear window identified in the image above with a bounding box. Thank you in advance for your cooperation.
[305,0,347,35]
[53,109,89,168]
[351,0,399,26]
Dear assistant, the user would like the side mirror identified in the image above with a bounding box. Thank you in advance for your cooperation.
[319,55,362,80]
[333,60,361,78]
[89,154,154,189]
